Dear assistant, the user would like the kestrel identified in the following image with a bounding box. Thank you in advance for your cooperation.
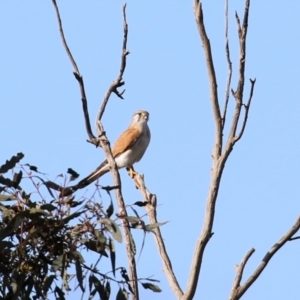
[61,110,151,196]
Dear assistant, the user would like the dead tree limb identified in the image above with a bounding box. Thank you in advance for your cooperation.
[51,1,139,298]
[131,174,184,298]
[229,216,300,300]
[182,1,254,299]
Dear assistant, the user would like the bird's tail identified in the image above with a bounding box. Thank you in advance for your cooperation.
[60,161,109,196]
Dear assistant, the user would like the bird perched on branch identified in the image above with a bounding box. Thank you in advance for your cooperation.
[61,110,151,196]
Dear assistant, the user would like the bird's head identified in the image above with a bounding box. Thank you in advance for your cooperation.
[131,110,150,124]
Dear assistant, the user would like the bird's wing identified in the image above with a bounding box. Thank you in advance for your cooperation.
[112,127,141,157]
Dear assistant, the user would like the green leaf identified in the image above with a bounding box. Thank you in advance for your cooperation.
[0,241,14,251]
[75,259,85,292]
[32,176,56,197]
[129,230,136,255]
[54,286,66,300]
[105,281,111,299]
[141,282,162,292]
[145,221,168,232]
[124,216,140,224]
[0,213,25,240]
[12,170,22,187]
[24,163,39,172]
[0,194,17,201]
[116,288,128,300]
[62,211,84,224]
[67,168,79,181]
[82,239,108,257]
[51,254,65,272]
[130,206,140,218]
[42,275,56,295]
[90,275,106,300]
[106,199,114,218]
[99,218,122,243]
[0,176,15,188]
[133,201,147,207]
[29,208,48,216]
[108,238,116,277]
[88,274,93,292]
[72,251,85,263]
[0,152,24,173]
[40,203,56,212]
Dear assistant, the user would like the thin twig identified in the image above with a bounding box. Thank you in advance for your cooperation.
[51,0,95,143]
[230,248,255,297]
[234,78,256,142]
[96,4,129,124]
[131,174,183,298]
[51,0,80,75]
[224,0,251,154]
[222,0,233,129]
[229,216,300,300]
[194,0,222,159]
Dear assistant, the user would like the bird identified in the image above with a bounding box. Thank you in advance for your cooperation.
[60,110,151,196]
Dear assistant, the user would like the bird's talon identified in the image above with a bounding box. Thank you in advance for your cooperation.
[126,166,137,178]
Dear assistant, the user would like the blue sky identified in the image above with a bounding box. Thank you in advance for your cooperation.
[1,1,300,299]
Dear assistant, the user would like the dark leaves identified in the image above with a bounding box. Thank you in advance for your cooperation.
[108,238,116,277]
[0,152,24,173]
[67,168,79,181]
[75,259,85,292]
[106,199,114,218]
[99,218,122,243]
[141,282,162,292]
[12,170,22,188]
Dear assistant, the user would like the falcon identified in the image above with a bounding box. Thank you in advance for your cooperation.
[61,110,151,196]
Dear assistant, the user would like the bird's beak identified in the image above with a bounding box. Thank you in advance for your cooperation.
[142,113,149,120]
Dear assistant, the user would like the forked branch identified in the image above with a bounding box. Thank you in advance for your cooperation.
[229,216,300,300]
[51,1,139,298]
[183,1,254,300]
[96,4,129,123]
[226,0,251,146]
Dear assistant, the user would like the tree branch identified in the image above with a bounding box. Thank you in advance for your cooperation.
[229,216,300,300]
[51,2,139,298]
[194,0,222,160]
[230,248,255,297]
[222,0,233,129]
[234,78,256,142]
[96,4,129,124]
[226,0,250,145]
[131,174,184,298]
[183,1,254,299]
[51,0,95,143]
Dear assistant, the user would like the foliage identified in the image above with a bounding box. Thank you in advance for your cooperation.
[0,153,160,300]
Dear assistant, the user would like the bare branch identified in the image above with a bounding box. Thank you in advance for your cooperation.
[131,174,183,298]
[222,0,233,128]
[224,0,252,153]
[51,0,80,74]
[234,78,256,142]
[51,0,95,142]
[229,216,300,300]
[96,3,130,124]
[230,248,255,297]
[184,1,254,299]
[51,2,139,298]
[194,0,222,159]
